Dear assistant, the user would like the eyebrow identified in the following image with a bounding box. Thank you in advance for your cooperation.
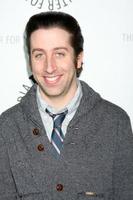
[54,47,68,51]
[31,48,44,54]
[31,47,68,54]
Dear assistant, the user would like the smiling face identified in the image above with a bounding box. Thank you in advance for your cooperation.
[30,27,83,108]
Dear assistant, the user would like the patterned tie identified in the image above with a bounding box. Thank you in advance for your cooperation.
[46,109,68,154]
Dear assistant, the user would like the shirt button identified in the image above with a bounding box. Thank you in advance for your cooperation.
[33,128,40,136]
[37,144,44,151]
[56,184,63,191]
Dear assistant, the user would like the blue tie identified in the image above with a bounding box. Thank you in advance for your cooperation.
[46,109,68,154]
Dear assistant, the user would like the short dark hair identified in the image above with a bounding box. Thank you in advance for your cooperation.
[25,11,84,77]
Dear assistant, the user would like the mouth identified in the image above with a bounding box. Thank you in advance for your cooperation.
[44,75,62,85]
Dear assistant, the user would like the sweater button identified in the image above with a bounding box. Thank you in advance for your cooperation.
[56,184,63,191]
[32,128,40,136]
[37,144,44,151]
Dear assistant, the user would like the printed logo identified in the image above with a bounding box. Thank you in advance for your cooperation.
[25,0,72,10]
[17,84,31,102]
[17,76,35,102]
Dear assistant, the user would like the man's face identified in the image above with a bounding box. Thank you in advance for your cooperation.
[30,27,83,105]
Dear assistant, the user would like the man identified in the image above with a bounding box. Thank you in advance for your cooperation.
[0,11,133,200]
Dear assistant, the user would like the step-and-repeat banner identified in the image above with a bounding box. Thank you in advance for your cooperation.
[0,0,133,126]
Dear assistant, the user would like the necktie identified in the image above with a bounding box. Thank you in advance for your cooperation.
[46,109,68,154]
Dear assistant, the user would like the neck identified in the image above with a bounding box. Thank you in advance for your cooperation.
[39,83,78,111]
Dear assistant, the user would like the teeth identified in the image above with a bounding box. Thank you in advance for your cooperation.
[45,76,60,83]
[46,76,58,80]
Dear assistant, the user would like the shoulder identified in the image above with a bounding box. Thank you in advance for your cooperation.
[0,103,24,145]
[0,103,22,128]
[94,98,132,137]
[99,98,130,122]
[80,80,131,123]
[0,83,37,125]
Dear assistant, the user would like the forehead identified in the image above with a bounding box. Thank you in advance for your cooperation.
[30,27,72,48]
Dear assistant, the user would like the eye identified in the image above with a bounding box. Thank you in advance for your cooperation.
[55,52,65,57]
[35,53,43,58]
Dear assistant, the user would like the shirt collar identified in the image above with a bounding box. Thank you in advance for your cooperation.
[36,80,82,115]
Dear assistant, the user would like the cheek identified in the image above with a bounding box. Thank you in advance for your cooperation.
[61,59,76,71]
[31,62,43,74]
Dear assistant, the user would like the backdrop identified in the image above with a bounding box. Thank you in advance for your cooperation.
[0,0,133,126]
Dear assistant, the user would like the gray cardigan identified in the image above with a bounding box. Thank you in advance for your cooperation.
[0,81,133,200]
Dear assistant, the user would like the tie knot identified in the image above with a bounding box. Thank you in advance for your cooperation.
[46,108,68,125]
[45,108,56,119]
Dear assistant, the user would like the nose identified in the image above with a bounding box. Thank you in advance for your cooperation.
[45,55,57,74]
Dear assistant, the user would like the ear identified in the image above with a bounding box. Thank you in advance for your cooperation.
[77,51,84,69]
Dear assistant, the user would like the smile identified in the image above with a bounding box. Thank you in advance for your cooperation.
[44,75,62,85]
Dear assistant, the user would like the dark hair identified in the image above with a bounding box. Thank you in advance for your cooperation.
[25,11,84,77]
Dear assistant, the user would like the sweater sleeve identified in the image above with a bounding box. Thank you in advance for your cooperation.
[113,114,133,199]
[0,115,20,200]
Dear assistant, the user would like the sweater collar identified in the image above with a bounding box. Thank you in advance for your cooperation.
[20,81,101,127]
[36,80,83,115]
